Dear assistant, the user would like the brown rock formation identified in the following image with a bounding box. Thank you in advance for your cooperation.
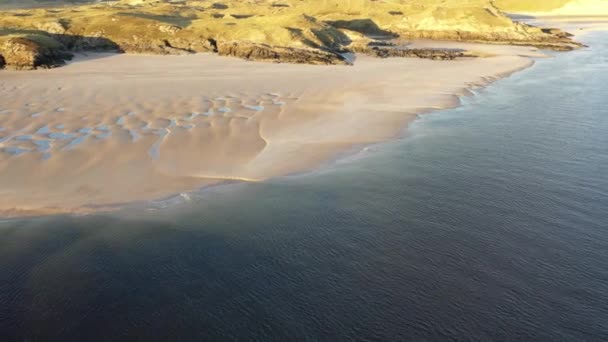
[367,47,467,60]
[216,41,349,65]
[0,37,72,70]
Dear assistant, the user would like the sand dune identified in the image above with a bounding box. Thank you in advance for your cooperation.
[545,0,608,16]
[0,46,538,216]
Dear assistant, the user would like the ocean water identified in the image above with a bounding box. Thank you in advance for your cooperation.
[1,32,607,341]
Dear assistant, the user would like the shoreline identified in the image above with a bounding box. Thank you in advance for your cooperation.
[0,48,537,218]
[2,15,606,218]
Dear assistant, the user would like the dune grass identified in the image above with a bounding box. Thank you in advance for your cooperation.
[0,0,582,56]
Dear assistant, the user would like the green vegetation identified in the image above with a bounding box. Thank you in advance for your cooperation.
[0,0,582,69]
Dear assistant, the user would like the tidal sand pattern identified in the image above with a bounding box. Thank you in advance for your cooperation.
[0,49,538,216]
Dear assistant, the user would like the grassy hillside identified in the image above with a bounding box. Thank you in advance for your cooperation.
[0,0,582,68]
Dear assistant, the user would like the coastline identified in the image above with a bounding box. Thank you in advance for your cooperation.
[0,46,537,218]
[4,12,607,218]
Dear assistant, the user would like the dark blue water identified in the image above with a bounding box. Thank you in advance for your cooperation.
[1,32,607,341]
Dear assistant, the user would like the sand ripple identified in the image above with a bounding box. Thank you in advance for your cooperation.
[0,50,535,216]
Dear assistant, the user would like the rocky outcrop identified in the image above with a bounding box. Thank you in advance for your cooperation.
[53,34,216,55]
[365,46,467,60]
[0,37,72,70]
[396,29,583,51]
[349,40,468,60]
[216,41,349,65]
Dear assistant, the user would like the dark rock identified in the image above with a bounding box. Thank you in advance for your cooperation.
[216,41,349,65]
[0,37,73,70]
[398,30,583,51]
[231,14,255,19]
[363,46,467,60]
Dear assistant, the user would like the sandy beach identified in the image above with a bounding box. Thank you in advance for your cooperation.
[4,0,608,217]
[0,44,545,216]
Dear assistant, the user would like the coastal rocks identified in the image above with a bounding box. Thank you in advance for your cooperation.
[120,38,193,54]
[542,27,574,38]
[216,41,349,65]
[349,40,467,60]
[0,37,72,70]
[366,46,467,60]
[160,37,217,53]
[396,30,582,51]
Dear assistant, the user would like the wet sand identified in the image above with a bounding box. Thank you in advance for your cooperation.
[0,47,538,216]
